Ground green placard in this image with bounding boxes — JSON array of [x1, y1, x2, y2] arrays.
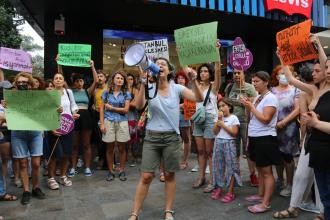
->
[[174, 21, 219, 65], [58, 43, 91, 67], [4, 90, 61, 131]]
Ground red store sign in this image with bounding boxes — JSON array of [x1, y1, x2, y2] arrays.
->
[[264, 0, 312, 18]]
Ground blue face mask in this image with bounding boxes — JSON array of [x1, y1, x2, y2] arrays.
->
[[279, 74, 288, 85]]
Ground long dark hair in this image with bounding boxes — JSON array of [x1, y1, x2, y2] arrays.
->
[[108, 71, 128, 94]]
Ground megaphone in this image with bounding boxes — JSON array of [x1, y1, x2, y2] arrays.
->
[[124, 43, 160, 77]]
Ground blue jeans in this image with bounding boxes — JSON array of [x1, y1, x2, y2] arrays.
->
[[315, 168, 330, 220], [0, 159, 5, 196]]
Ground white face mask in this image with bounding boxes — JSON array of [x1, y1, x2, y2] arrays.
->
[[279, 74, 289, 85]]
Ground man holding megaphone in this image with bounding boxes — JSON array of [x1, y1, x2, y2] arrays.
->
[[126, 54, 203, 220]]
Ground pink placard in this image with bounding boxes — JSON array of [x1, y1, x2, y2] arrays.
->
[[56, 114, 74, 135], [229, 37, 253, 71], [0, 47, 33, 73]]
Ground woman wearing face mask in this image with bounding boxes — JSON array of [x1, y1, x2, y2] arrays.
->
[[270, 65, 300, 198]]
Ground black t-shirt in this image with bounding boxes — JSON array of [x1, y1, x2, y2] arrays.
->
[[309, 91, 330, 170]]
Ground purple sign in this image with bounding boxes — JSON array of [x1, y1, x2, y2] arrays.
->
[[0, 47, 33, 73], [56, 114, 74, 135], [229, 37, 253, 71]]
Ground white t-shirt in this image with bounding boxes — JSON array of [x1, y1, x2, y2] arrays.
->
[[248, 92, 278, 137], [146, 81, 185, 134], [214, 114, 240, 139]]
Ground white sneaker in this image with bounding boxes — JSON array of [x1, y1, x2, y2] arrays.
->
[[84, 168, 92, 177], [298, 202, 320, 214], [280, 185, 292, 197], [191, 164, 199, 172], [77, 158, 84, 168], [67, 168, 76, 177], [205, 165, 210, 174]]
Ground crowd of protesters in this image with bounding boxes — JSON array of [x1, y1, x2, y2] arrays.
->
[[0, 36, 329, 220]]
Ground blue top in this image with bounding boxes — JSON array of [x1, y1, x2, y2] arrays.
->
[[146, 81, 185, 134], [72, 89, 89, 107], [102, 90, 132, 122]]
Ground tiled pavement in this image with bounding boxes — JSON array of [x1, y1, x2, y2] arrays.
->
[[0, 156, 316, 220]]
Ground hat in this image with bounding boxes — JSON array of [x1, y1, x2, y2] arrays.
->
[[0, 81, 13, 89]]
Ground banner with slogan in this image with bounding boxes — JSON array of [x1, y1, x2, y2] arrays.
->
[[276, 19, 318, 65], [183, 99, 196, 120], [57, 44, 91, 67], [4, 90, 61, 131], [140, 39, 169, 61], [174, 21, 219, 65], [0, 47, 33, 73]]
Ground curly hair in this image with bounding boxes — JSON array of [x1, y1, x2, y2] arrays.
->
[[174, 70, 189, 86], [197, 63, 215, 82], [108, 71, 128, 94]]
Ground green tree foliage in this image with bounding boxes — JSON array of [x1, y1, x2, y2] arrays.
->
[[0, 0, 22, 48]]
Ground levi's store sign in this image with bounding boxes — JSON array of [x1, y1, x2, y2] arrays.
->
[[264, 0, 312, 18]]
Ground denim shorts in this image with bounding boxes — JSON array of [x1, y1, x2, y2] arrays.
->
[[192, 114, 216, 139], [11, 131, 43, 158]]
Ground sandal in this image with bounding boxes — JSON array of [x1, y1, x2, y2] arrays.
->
[[60, 176, 72, 187], [203, 184, 214, 193], [47, 177, 59, 190], [180, 161, 188, 170], [160, 173, 165, 182], [221, 193, 235, 203], [314, 214, 325, 220], [248, 204, 271, 214], [0, 193, 18, 201], [273, 208, 298, 219], [164, 210, 175, 220], [245, 194, 263, 203], [128, 213, 138, 220], [192, 178, 205, 188]]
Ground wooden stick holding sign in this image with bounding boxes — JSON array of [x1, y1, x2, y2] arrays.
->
[[229, 37, 253, 97], [45, 114, 75, 165], [276, 19, 318, 65]]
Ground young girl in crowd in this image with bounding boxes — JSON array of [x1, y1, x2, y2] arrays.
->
[[100, 71, 131, 181], [211, 98, 241, 203]]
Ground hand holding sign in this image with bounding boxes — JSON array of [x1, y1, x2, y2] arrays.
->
[[276, 19, 318, 65], [56, 114, 75, 135], [229, 37, 253, 71]]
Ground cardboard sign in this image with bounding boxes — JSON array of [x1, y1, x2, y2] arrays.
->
[[276, 19, 318, 65], [140, 39, 169, 61], [264, 0, 312, 18], [57, 44, 91, 67], [183, 99, 196, 120], [56, 114, 74, 135], [174, 21, 219, 65], [229, 37, 253, 71], [0, 47, 33, 73], [4, 90, 60, 130]]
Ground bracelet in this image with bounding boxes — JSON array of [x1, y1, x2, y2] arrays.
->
[[140, 77, 147, 84]]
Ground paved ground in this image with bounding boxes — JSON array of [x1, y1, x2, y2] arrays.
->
[[0, 155, 316, 220]]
